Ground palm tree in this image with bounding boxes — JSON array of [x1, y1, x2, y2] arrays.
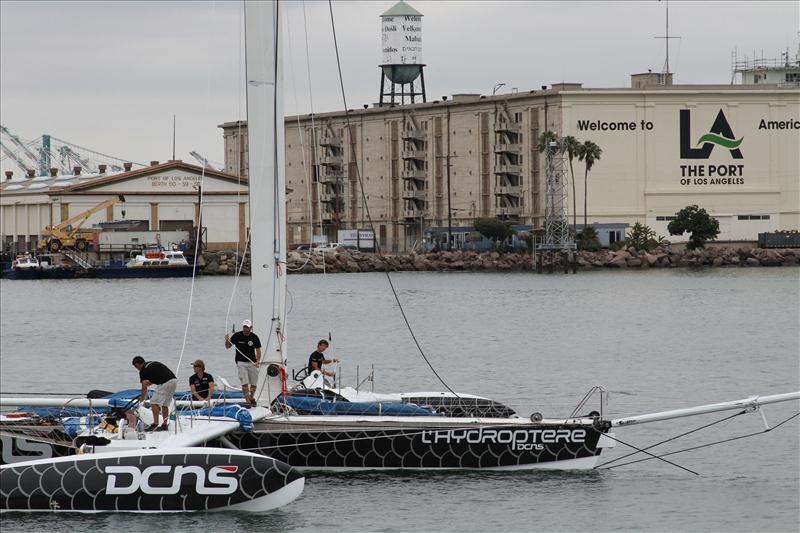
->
[[536, 130, 558, 154], [562, 136, 580, 234], [577, 140, 602, 230]]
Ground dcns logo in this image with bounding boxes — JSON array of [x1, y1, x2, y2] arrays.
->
[[105, 464, 239, 495]]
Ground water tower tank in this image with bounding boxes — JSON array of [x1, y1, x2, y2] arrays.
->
[[380, 1, 423, 84]]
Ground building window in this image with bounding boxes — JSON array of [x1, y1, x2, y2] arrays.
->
[[785, 73, 800, 83], [656, 216, 677, 221]]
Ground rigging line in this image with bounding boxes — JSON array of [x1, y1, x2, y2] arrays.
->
[[175, 168, 206, 377], [603, 410, 800, 470], [595, 410, 746, 469], [0, 391, 100, 396], [301, 0, 325, 276], [327, 0, 458, 397], [589, 428, 700, 476], [273, 0, 285, 344], [285, 6, 313, 273], [226, 0, 245, 330]]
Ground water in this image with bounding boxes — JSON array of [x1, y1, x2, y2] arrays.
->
[[1, 268, 799, 532]]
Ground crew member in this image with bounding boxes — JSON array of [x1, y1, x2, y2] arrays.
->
[[189, 359, 215, 402], [225, 319, 261, 406], [307, 339, 340, 378], [132, 356, 177, 432]]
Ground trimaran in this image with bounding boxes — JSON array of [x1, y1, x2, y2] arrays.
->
[[2, 0, 799, 513]]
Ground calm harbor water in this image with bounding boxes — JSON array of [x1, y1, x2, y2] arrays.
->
[[1, 268, 798, 532]]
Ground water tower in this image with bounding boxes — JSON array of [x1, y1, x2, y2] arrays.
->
[[379, 1, 426, 106]]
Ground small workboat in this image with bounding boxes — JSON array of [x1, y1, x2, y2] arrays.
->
[[93, 248, 196, 279]]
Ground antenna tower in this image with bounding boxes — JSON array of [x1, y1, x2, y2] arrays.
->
[[535, 138, 575, 273], [655, 0, 680, 83]]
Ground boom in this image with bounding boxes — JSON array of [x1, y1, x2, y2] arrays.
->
[[38, 195, 125, 252], [0, 139, 35, 175]]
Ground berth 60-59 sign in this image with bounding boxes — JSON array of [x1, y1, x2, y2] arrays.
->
[[147, 174, 202, 188]]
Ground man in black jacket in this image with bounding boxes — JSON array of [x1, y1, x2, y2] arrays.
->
[[132, 355, 177, 431], [189, 359, 215, 402]]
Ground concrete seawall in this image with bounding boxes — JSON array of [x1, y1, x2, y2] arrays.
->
[[198, 246, 800, 275]]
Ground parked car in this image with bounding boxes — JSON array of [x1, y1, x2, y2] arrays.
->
[[314, 242, 342, 251]]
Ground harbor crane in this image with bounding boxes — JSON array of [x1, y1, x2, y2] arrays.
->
[[59, 145, 98, 174], [38, 195, 126, 252], [0, 139, 35, 175], [0, 125, 41, 173]]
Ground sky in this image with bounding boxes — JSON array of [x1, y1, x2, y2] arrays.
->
[[1, 0, 798, 171]]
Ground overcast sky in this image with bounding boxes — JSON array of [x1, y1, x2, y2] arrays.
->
[[1, 0, 797, 171]]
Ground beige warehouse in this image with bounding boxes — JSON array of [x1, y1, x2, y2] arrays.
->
[[0, 161, 249, 252], [221, 77, 799, 252]]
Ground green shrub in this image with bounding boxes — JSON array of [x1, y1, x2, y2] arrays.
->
[[668, 205, 720, 250], [577, 226, 601, 251]]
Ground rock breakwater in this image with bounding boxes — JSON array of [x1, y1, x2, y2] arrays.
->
[[198, 246, 800, 275]]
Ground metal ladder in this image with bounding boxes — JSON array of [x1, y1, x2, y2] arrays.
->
[[62, 250, 93, 269]]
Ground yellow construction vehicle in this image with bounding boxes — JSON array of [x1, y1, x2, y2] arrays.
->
[[38, 195, 125, 252]]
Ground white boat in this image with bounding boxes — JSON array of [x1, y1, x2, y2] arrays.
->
[[126, 248, 190, 268], [0, 1, 305, 513], [10, 254, 40, 269]]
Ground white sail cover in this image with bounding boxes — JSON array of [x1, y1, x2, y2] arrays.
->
[[245, 0, 287, 403]]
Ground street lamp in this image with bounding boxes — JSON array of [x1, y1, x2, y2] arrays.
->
[[492, 83, 506, 97]]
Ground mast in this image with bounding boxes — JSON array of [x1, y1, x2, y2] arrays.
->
[[245, 0, 288, 402]]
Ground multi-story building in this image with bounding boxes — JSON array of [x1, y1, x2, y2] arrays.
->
[[220, 76, 800, 252]]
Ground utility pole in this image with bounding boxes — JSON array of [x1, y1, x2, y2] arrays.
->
[[436, 151, 459, 250], [172, 115, 176, 161], [446, 151, 452, 250]]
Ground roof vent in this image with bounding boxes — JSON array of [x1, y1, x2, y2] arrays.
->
[[4, 171, 12, 181], [50, 168, 58, 177], [73, 166, 81, 176], [150, 160, 159, 166], [26, 169, 36, 178], [123, 162, 133, 172], [98, 164, 107, 174]]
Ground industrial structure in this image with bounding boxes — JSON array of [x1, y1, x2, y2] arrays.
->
[[378, 1, 426, 107], [0, 126, 143, 178], [0, 160, 249, 253], [220, 74, 799, 252], [732, 45, 800, 85]]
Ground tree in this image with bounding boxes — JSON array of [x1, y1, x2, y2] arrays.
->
[[576, 140, 602, 230], [667, 205, 720, 250], [536, 130, 558, 154], [562, 136, 580, 233], [625, 222, 656, 251], [473, 217, 515, 247], [576, 226, 601, 252]]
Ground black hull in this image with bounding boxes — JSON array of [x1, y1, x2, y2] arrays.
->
[[0, 448, 303, 512], [0, 434, 74, 465], [1, 268, 79, 280], [222, 422, 607, 470], [93, 266, 196, 279]]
